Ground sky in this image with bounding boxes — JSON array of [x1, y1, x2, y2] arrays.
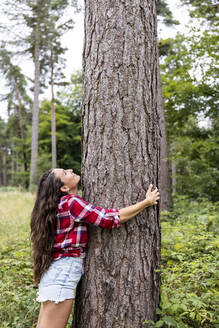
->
[[0, 0, 191, 121]]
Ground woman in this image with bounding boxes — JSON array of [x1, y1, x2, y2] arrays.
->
[[31, 168, 159, 328]]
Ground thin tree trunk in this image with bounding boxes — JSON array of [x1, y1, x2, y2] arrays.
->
[[157, 63, 172, 211], [15, 83, 28, 177], [0, 162, 2, 186], [171, 162, 176, 194], [50, 49, 56, 168], [2, 153, 7, 186], [29, 0, 41, 190], [11, 146, 14, 184], [171, 143, 176, 194], [16, 152, 19, 173], [172, 161, 176, 194], [73, 1, 160, 327]]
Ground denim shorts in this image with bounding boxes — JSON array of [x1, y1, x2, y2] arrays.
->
[[37, 257, 84, 304]]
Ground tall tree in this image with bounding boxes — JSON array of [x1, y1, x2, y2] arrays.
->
[[37, 91, 82, 177], [44, 1, 75, 168], [26, 0, 46, 189], [156, 0, 179, 210], [157, 65, 172, 210], [27, 0, 76, 186], [73, 1, 160, 327], [160, 18, 219, 201], [0, 118, 7, 187], [50, 48, 57, 168], [0, 0, 77, 188], [0, 44, 31, 186]]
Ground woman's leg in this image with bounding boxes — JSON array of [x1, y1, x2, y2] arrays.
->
[[36, 303, 43, 327], [36, 299, 73, 328]]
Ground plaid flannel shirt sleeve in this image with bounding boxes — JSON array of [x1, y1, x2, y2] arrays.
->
[[68, 195, 121, 229]]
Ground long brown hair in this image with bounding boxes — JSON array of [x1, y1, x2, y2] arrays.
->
[[30, 169, 66, 285]]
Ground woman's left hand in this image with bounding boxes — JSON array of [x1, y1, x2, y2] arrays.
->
[[145, 184, 159, 206]]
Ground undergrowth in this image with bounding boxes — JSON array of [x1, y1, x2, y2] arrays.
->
[[157, 196, 219, 328], [0, 190, 218, 327]]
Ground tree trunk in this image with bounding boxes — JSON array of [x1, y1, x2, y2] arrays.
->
[[50, 49, 56, 168], [171, 163, 176, 194], [29, 0, 41, 190], [15, 83, 28, 178], [2, 152, 7, 186], [16, 152, 19, 173], [157, 63, 172, 211], [73, 1, 160, 327], [171, 160, 176, 194], [171, 143, 176, 194], [11, 146, 14, 185], [0, 161, 2, 187]]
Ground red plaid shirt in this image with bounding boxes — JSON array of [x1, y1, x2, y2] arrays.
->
[[52, 194, 121, 260]]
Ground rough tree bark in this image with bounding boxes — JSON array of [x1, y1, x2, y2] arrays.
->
[[157, 64, 172, 211], [73, 1, 160, 327], [29, 0, 41, 190]]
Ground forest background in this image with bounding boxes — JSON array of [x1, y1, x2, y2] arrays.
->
[[0, 0, 218, 327]]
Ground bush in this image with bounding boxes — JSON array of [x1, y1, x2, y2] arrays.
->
[[0, 240, 39, 327], [158, 195, 219, 328]]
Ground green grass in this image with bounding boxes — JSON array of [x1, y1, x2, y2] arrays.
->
[[0, 190, 218, 327], [0, 189, 33, 246], [0, 190, 38, 327], [0, 190, 75, 328]]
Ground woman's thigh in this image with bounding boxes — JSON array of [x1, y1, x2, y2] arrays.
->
[[37, 299, 73, 328]]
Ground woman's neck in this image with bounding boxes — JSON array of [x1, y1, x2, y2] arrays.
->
[[69, 187, 78, 195]]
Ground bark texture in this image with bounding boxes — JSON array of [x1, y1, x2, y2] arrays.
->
[[73, 1, 160, 327], [29, 1, 40, 189], [157, 64, 172, 211]]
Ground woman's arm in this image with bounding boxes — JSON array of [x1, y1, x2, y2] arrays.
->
[[119, 184, 159, 223]]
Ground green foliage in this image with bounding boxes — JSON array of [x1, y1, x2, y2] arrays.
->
[[36, 71, 82, 179], [0, 45, 31, 188], [0, 70, 82, 188], [0, 0, 79, 189], [170, 119, 219, 202], [156, 0, 180, 26], [0, 240, 39, 327], [158, 195, 219, 328], [160, 20, 219, 201], [180, 0, 218, 24]]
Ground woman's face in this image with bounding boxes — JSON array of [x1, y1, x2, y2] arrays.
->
[[53, 168, 80, 193]]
